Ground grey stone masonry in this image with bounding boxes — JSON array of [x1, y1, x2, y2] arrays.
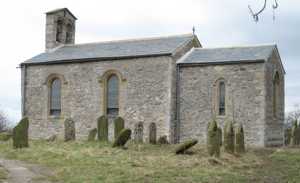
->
[[24, 56, 175, 142], [45, 8, 76, 51], [178, 48, 285, 147]]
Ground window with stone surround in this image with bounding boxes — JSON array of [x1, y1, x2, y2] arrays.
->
[[107, 74, 119, 116], [56, 19, 63, 42], [50, 78, 61, 116], [218, 81, 226, 116], [66, 23, 73, 44], [273, 72, 280, 117]]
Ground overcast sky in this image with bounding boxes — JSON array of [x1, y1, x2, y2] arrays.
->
[[0, 0, 299, 122]]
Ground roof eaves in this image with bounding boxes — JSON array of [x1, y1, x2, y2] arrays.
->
[[21, 52, 172, 66], [177, 59, 265, 67]]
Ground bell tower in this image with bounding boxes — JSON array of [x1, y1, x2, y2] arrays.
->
[[45, 8, 77, 51]]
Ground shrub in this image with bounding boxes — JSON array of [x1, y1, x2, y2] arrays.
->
[[13, 117, 29, 148], [224, 120, 235, 154], [114, 117, 124, 139], [158, 136, 169, 145], [0, 132, 12, 141], [235, 123, 245, 154], [97, 116, 108, 141], [175, 139, 198, 154], [112, 128, 132, 148], [290, 120, 298, 146], [88, 128, 97, 141], [64, 118, 76, 142], [207, 120, 220, 158]]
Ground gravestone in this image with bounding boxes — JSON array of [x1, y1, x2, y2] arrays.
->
[[64, 118, 75, 141], [13, 117, 29, 148], [114, 117, 125, 139], [97, 116, 108, 141], [149, 123, 157, 144], [88, 128, 97, 141], [134, 122, 144, 143]]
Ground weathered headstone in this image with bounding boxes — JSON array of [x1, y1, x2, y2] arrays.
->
[[224, 120, 235, 154], [134, 122, 144, 143], [149, 123, 157, 144], [175, 139, 198, 154], [158, 136, 169, 144], [97, 116, 108, 141], [114, 117, 125, 139], [207, 120, 220, 157], [284, 128, 291, 146], [112, 128, 132, 148], [64, 118, 75, 141], [46, 134, 57, 142], [13, 117, 29, 148], [290, 120, 299, 146], [88, 128, 97, 141], [235, 123, 245, 154]]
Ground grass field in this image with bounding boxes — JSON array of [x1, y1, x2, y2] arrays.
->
[[0, 140, 299, 183]]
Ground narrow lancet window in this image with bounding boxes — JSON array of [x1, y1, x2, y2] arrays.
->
[[107, 75, 119, 116], [56, 20, 63, 42], [273, 72, 280, 117], [66, 23, 73, 44], [50, 78, 61, 116], [218, 81, 225, 115]]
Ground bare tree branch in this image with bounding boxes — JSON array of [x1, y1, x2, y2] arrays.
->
[[248, 0, 279, 22], [248, 0, 267, 22]]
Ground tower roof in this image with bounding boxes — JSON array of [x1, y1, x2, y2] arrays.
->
[[46, 8, 77, 20]]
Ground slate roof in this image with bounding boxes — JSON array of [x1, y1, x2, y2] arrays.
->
[[22, 34, 196, 65], [177, 45, 276, 65]]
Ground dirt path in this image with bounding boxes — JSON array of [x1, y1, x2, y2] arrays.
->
[[0, 158, 54, 183]]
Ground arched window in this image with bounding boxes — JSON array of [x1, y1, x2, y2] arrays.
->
[[107, 74, 119, 116], [218, 81, 226, 116], [66, 23, 73, 44], [273, 72, 280, 117], [50, 78, 61, 116], [56, 20, 63, 42]]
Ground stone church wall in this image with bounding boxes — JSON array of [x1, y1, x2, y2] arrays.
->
[[24, 56, 174, 142], [179, 62, 267, 147], [264, 52, 285, 146]]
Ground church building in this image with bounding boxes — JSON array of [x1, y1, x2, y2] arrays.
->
[[20, 8, 285, 147]]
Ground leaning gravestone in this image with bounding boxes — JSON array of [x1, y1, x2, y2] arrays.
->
[[175, 139, 198, 154], [88, 128, 97, 141], [112, 128, 132, 148], [97, 116, 108, 141], [134, 122, 144, 143], [64, 118, 76, 142], [114, 117, 125, 139], [149, 123, 157, 144], [13, 117, 29, 148]]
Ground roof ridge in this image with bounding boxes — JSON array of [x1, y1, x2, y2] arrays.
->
[[65, 33, 194, 47], [193, 43, 276, 50]]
